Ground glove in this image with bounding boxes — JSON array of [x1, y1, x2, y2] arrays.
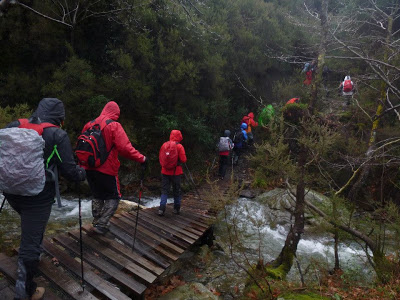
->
[[141, 157, 148, 172], [77, 167, 86, 181]]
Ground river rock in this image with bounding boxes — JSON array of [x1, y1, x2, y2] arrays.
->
[[158, 282, 220, 300], [239, 189, 256, 198]]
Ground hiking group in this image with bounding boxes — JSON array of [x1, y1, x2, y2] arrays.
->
[[302, 59, 356, 104], [216, 112, 259, 180], [0, 99, 188, 300]]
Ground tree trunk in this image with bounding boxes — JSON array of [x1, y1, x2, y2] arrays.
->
[[347, 16, 393, 202]]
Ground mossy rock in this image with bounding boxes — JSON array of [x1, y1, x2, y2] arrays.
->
[[279, 291, 330, 300]]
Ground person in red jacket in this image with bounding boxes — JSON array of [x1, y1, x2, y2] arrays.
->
[[241, 112, 258, 145], [286, 97, 300, 105], [159, 130, 187, 216], [80, 101, 146, 234]]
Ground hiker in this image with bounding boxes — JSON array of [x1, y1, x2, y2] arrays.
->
[[302, 59, 317, 86], [159, 130, 187, 216], [218, 130, 234, 180], [2, 98, 86, 300], [338, 76, 355, 105], [232, 123, 248, 165], [339, 75, 354, 95], [258, 104, 275, 127], [241, 112, 258, 146], [286, 97, 300, 105], [79, 101, 147, 234]]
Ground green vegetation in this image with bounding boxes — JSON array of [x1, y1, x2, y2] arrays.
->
[[2, 0, 400, 299]]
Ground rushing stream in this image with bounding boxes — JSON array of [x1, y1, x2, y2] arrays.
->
[[0, 190, 375, 289], [220, 196, 374, 284]]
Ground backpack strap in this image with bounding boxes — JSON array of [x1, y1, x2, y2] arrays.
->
[[18, 119, 58, 135]]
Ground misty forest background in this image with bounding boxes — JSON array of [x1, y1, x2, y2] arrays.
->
[[2, 0, 400, 298]]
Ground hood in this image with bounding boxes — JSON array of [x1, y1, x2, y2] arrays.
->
[[170, 130, 183, 142], [31, 98, 65, 126], [241, 123, 248, 130], [224, 130, 231, 137], [99, 101, 120, 121], [344, 76, 351, 81], [248, 112, 254, 119]]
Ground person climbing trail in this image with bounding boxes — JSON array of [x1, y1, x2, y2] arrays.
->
[[217, 130, 234, 180], [1, 98, 86, 300], [78, 101, 147, 235], [241, 112, 258, 146], [232, 123, 248, 165], [159, 130, 187, 216], [338, 75, 355, 105]]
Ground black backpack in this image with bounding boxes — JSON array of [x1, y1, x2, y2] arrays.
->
[[233, 129, 244, 144], [75, 119, 113, 168]]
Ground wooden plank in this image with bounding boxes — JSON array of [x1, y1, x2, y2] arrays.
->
[[141, 209, 204, 236], [155, 211, 205, 236], [42, 240, 131, 300], [115, 214, 185, 254], [68, 231, 157, 284], [110, 219, 180, 261], [122, 213, 196, 248], [108, 224, 170, 269], [163, 210, 209, 230], [54, 234, 148, 293], [133, 211, 199, 240], [81, 225, 165, 276], [0, 253, 63, 300], [170, 210, 210, 228], [38, 255, 99, 300], [119, 213, 191, 250]]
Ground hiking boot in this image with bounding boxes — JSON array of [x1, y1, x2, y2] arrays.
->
[[158, 210, 165, 216], [93, 225, 108, 235], [31, 287, 45, 300], [173, 209, 180, 215]]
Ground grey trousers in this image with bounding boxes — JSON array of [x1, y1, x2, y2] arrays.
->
[[92, 198, 120, 227]]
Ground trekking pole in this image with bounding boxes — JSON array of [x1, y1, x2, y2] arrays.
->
[[132, 166, 145, 252], [184, 163, 202, 200], [0, 196, 6, 215], [77, 182, 85, 292]]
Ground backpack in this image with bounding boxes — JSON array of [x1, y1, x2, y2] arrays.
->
[[0, 119, 57, 196], [233, 129, 244, 144], [159, 141, 179, 170], [75, 119, 113, 168], [343, 80, 353, 92], [218, 137, 232, 152], [302, 62, 310, 73]]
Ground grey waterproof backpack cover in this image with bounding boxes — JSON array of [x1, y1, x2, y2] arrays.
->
[[0, 127, 46, 196], [218, 137, 231, 152]]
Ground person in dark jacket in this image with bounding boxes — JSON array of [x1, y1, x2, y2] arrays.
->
[[4, 98, 86, 300], [159, 130, 187, 215], [232, 123, 248, 165], [80, 101, 147, 234], [218, 130, 234, 180]]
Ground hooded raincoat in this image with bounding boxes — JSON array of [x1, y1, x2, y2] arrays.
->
[[161, 130, 187, 176], [81, 101, 146, 176], [242, 112, 258, 133]]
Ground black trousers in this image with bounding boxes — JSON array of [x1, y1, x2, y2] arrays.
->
[[218, 155, 229, 178], [6, 190, 53, 299]]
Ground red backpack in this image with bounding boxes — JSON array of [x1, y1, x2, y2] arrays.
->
[[343, 80, 353, 92], [75, 119, 113, 168], [159, 141, 179, 170]]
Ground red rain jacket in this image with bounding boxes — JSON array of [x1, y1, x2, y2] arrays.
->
[[81, 101, 145, 176], [286, 98, 300, 105], [242, 112, 258, 133], [161, 130, 187, 176]]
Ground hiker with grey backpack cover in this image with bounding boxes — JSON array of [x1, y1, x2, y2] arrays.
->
[[0, 98, 86, 300]]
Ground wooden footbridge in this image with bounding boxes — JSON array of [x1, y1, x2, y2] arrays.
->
[[0, 186, 221, 300]]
